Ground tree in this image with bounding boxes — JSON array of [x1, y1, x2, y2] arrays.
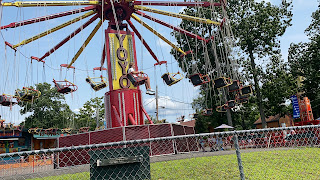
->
[[261, 55, 296, 117], [19, 83, 74, 129], [288, 7, 320, 118], [233, 99, 260, 130], [74, 97, 105, 131], [172, 0, 293, 129], [228, 0, 293, 128]]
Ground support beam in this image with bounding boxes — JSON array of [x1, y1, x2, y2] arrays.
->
[[134, 1, 222, 7], [128, 114, 137, 125], [126, 20, 159, 63], [112, 105, 124, 127], [134, 6, 221, 26], [135, 11, 207, 42], [1, 1, 100, 7], [131, 14, 186, 55], [34, 13, 99, 62], [12, 11, 95, 48], [0, 6, 96, 30], [141, 106, 153, 124], [68, 19, 103, 68]]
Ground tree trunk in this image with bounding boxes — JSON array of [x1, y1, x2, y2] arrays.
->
[[249, 50, 267, 128], [226, 109, 233, 126]]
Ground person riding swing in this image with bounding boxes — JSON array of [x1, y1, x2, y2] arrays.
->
[[127, 62, 155, 95]]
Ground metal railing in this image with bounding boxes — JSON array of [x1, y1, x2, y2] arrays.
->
[[1, 125, 320, 179]]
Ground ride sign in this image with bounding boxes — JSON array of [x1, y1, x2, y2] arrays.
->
[[290, 95, 300, 119]]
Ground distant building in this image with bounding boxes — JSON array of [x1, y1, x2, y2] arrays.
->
[[254, 114, 294, 129], [179, 119, 196, 127], [0, 129, 32, 154]]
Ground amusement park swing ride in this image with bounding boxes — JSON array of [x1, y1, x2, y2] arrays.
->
[[0, 0, 255, 135]]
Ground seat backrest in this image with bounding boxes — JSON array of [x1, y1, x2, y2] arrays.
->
[[0, 95, 4, 103], [55, 83, 63, 90], [93, 83, 107, 91], [227, 100, 235, 108], [193, 114, 199, 119], [162, 73, 174, 85], [190, 74, 202, 86], [238, 98, 248, 104], [85, 78, 91, 83], [127, 73, 137, 85], [18, 91, 25, 97], [214, 78, 227, 88], [228, 81, 240, 91], [241, 86, 252, 95]]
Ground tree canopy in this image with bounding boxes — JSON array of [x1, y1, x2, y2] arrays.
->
[[19, 82, 74, 129], [261, 55, 296, 117], [288, 7, 320, 118], [74, 96, 105, 131], [172, 0, 293, 132]]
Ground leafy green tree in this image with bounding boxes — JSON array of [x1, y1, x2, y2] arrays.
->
[[233, 99, 260, 130], [74, 97, 105, 131], [173, 0, 293, 128], [261, 55, 296, 117], [19, 83, 74, 129], [228, 0, 293, 128], [288, 7, 320, 118]]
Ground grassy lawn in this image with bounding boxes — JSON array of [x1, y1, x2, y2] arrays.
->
[[30, 148, 320, 180]]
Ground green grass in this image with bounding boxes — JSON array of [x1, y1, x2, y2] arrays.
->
[[30, 148, 320, 180]]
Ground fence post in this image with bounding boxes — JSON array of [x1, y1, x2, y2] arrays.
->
[[233, 133, 245, 180]]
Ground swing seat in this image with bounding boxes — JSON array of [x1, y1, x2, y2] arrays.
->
[[228, 80, 241, 92], [236, 94, 249, 104], [4, 123, 13, 129], [86, 76, 108, 91], [225, 100, 236, 109], [240, 85, 253, 95], [189, 73, 210, 86], [0, 120, 4, 130], [193, 114, 199, 119], [15, 87, 41, 102], [127, 73, 147, 87], [213, 77, 232, 89], [35, 128, 43, 134], [13, 125, 23, 131], [28, 128, 36, 134], [203, 109, 213, 116], [44, 128, 58, 136], [161, 73, 183, 86], [0, 95, 17, 106], [28, 128, 42, 135], [216, 105, 227, 112], [53, 79, 78, 94], [61, 128, 73, 134], [237, 98, 248, 104], [79, 127, 90, 133]]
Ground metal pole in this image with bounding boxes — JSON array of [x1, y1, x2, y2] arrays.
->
[[233, 134, 245, 180], [96, 106, 99, 129], [156, 85, 159, 122]]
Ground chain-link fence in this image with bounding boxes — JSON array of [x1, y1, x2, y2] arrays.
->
[[1, 125, 320, 179]]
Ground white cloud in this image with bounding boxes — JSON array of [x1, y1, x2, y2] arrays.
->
[[143, 96, 192, 118]]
